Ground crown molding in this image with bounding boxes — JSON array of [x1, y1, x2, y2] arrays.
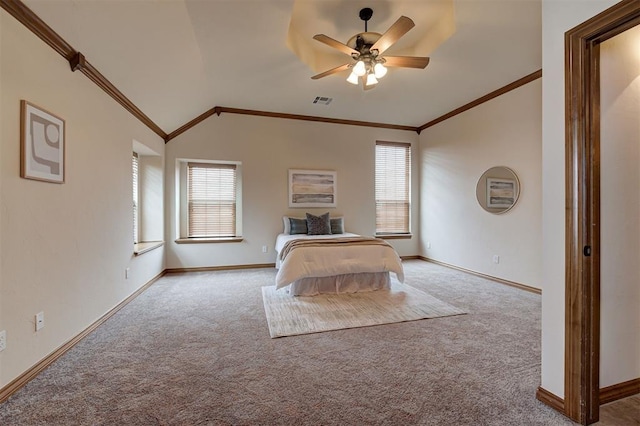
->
[[69, 53, 167, 139], [0, 0, 74, 60], [164, 107, 221, 142], [3, 0, 543, 145], [1, 0, 167, 140], [417, 69, 542, 133], [165, 106, 418, 143]]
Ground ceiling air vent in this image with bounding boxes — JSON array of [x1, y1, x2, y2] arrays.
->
[[312, 96, 333, 106]]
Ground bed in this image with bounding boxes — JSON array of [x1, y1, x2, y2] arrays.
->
[[274, 214, 405, 296]]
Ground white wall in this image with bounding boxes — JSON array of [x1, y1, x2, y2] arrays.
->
[[165, 114, 420, 269], [540, 0, 618, 398], [419, 80, 542, 288], [0, 12, 165, 387], [599, 26, 640, 388]]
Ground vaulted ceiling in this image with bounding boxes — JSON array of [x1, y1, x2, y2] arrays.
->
[[22, 0, 542, 136]]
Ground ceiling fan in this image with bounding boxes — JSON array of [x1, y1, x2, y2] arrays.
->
[[311, 7, 430, 89]]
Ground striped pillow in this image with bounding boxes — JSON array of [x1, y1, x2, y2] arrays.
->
[[289, 217, 308, 235], [330, 217, 344, 234]]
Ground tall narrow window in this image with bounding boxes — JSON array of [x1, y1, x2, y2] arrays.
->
[[375, 142, 411, 234], [187, 163, 237, 238], [132, 152, 139, 244]]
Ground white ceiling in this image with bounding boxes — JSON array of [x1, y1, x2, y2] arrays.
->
[[23, 0, 542, 135]]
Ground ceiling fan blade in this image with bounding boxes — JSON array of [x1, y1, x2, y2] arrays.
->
[[311, 64, 351, 80], [383, 56, 430, 69], [371, 16, 415, 55], [313, 34, 359, 56]]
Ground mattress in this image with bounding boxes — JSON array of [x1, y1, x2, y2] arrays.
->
[[274, 233, 404, 292]]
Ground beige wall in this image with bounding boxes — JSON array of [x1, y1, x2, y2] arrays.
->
[[165, 114, 420, 269], [599, 26, 640, 388], [540, 0, 618, 398], [9, 0, 633, 402], [419, 80, 542, 288], [0, 12, 165, 387]]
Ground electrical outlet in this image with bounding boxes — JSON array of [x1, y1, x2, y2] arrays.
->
[[0, 330, 6, 352], [262, 245, 268, 253], [426, 242, 431, 249], [125, 267, 131, 279], [493, 255, 500, 264], [35, 312, 45, 331]]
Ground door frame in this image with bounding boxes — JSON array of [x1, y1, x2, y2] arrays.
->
[[564, 0, 640, 424]]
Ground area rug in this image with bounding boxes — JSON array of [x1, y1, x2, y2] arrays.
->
[[262, 280, 466, 338]]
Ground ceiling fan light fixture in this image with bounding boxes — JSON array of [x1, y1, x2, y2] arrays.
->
[[374, 62, 387, 79], [353, 60, 367, 77], [346, 72, 359, 85], [365, 73, 378, 86], [311, 8, 428, 90]]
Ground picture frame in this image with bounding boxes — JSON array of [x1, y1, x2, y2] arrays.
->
[[289, 169, 337, 208], [20, 100, 65, 183], [486, 177, 516, 208]]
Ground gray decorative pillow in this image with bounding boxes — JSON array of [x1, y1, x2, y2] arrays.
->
[[289, 217, 308, 235], [330, 217, 344, 234], [306, 212, 331, 235]]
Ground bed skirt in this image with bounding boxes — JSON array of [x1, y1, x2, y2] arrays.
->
[[286, 271, 391, 296]]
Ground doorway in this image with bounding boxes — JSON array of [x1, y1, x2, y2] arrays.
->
[[564, 1, 640, 424]]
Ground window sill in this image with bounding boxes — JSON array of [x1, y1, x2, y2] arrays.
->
[[175, 237, 244, 244], [134, 241, 164, 256], [376, 234, 413, 240]]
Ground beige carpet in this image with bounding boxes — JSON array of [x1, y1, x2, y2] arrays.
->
[[262, 280, 466, 338], [0, 261, 577, 425]]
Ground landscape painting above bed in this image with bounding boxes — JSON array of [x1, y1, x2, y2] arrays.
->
[[288, 169, 336, 208]]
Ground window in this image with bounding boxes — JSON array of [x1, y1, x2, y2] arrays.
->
[[132, 152, 139, 244], [375, 141, 411, 235], [132, 142, 164, 255], [187, 162, 238, 238]]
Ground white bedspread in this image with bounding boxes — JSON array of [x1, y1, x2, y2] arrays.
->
[[274, 233, 404, 289]]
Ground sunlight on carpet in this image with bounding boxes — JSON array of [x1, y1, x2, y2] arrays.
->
[[262, 281, 466, 338]]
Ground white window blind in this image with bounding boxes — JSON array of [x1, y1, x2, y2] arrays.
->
[[187, 162, 237, 238], [375, 142, 411, 234], [132, 153, 139, 244]]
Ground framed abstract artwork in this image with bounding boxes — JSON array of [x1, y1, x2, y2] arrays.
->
[[20, 100, 65, 183], [486, 177, 516, 208], [288, 169, 337, 208]]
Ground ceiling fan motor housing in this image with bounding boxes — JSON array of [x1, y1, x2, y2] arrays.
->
[[347, 32, 382, 56]]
